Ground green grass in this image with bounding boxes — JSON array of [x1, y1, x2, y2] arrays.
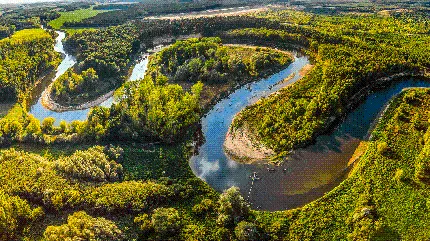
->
[[48, 7, 108, 29]]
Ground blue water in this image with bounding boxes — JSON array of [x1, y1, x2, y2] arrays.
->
[[28, 31, 149, 125], [190, 63, 430, 211]]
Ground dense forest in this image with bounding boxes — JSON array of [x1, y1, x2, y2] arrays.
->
[[51, 68, 101, 105], [231, 9, 430, 157], [48, 24, 140, 105], [1, 1, 430, 240], [0, 29, 60, 101]]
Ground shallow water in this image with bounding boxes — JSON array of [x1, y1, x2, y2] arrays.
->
[[190, 56, 430, 211]]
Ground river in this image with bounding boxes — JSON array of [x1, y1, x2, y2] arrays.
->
[[28, 30, 149, 124], [190, 54, 430, 211]]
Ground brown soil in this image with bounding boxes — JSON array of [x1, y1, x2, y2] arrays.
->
[[224, 120, 275, 163], [223, 63, 313, 164]]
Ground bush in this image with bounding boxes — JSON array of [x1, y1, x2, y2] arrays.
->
[[0, 190, 43, 240], [217, 187, 250, 227], [234, 221, 259, 241], [41, 117, 56, 134], [54, 146, 123, 182], [151, 207, 182, 237], [377, 141, 389, 155], [44, 211, 123, 241], [192, 198, 216, 216], [134, 213, 153, 233]]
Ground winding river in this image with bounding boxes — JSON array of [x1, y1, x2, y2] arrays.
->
[[28, 31, 149, 124], [26, 30, 429, 211], [190, 54, 430, 211]]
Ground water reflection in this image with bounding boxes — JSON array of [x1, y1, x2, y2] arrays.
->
[[190, 54, 430, 211], [28, 31, 150, 125]]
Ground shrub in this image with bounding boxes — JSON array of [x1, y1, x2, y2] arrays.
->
[[151, 207, 182, 236], [192, 198, 216, 216], [217, 187, 250, 227], [41, 117, 56, 134], [234, 221, 259, 241], [54, 146, 123, 182], [44, 211, 123, 241], [377, 141, 389, 155], [134, 213, 153, 233], [0, 190, 43, 240]]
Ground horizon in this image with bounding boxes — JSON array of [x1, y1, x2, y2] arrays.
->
[[0, 0, 68, 6]]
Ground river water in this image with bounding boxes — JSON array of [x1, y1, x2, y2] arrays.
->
[[25, 30, 429, 211], [28, 31, 149, 124], [190, 54, 430, 211]]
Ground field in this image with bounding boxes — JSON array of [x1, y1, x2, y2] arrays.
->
[[48, 6, 108, 29]]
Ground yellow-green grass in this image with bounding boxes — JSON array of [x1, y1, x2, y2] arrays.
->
[[0, 28, 50, 43], [48, 7, 108, 29]]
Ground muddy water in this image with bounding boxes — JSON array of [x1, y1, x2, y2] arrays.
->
[[28, 31, 149, 124], [190, 58, 430, 210]]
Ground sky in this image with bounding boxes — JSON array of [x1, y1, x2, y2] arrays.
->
[[0, 0, 64, 5]]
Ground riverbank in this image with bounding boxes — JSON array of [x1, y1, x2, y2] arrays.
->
[[223, 63, 313, 164], [224, 117, 275, 163], [226, 70, 428, 164], [41, 84, 115, 112]]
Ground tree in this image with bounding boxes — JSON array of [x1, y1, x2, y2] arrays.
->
[[151, 208, 182, 237], [234, 221, 259, 241], [44, 211, 123, 241], [217, 187, 250, 227], [41, 117, 56, 134]]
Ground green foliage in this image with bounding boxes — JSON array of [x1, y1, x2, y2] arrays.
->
[[65, 24, 139, 78], [192, 198, 216, 216], [0, 189, 43, 240], [217, 187, 250, 228], [151, 207, 182, 237], [415, 129, 430, 184], [0, 29, 60, 101], [54, 146, 123, 182], [231, 10, 430, 155], [51, 67, 101, 105], [41, 117, 56, 134], [148, 37, 292, 85], [234, 221, 259, 241], [44, 211, 123, 241], [0, 148, 176, 212]]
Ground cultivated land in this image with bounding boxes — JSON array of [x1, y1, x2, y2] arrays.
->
[[48, 6, 107, 29]]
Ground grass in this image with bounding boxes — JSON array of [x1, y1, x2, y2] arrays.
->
[[48, 6, 108, 29]]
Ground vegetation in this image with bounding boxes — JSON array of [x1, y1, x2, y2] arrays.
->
[[0, 29, 60, 101], [51, 68, 101, 105], [231, 9, 430, 157], [1, 2, 430, 240], [44, 211, 123, 241], [48, 6, 108, 29]]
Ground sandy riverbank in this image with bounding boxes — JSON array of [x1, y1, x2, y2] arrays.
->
[[224, 64, 313, 163], [41, 82, 114, 112]]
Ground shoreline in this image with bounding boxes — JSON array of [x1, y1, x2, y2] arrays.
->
[[41, 82, 115, 112], [223, 63, 313, 164], [224, 69, 428, 164]]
